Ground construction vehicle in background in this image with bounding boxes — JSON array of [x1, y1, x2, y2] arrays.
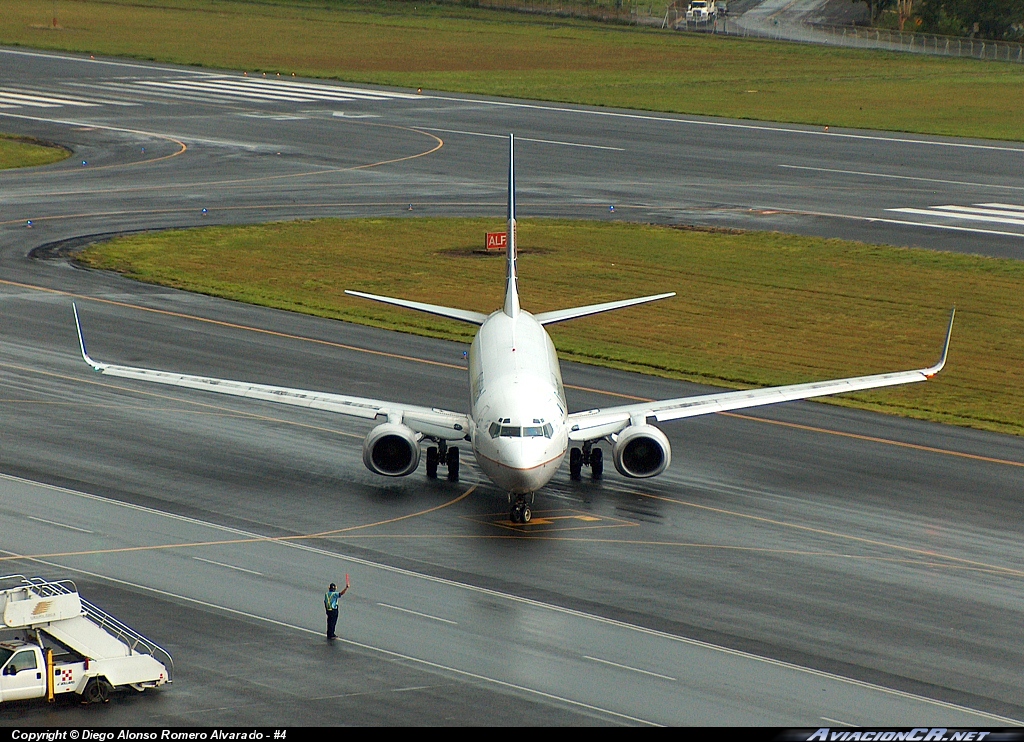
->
[[685, 0, 719, 22], [0, 576, 171, 704]]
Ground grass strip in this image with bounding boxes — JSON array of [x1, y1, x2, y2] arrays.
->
[[2, 0, 1023, 140], [76, 218, 1024, 435], [0, 133, 70, 170]]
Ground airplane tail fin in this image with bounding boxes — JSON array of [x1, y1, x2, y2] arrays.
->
[[503, 134, 520, 319]]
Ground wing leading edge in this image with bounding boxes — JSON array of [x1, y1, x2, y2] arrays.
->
[[567, 309, 955, 441], [73, 304, 469, 440]]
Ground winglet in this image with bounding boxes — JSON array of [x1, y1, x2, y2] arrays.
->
[[72, 303, 104, 371], [923, 308, 955, 378], [503, 133, 520, 319]]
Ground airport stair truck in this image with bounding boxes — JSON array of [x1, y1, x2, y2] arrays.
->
[[0, 576, 172, 704]]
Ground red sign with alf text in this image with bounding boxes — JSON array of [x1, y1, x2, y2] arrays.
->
[[486, 232, 507, 251]]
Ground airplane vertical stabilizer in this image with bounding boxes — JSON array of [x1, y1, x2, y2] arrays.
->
[[504, 134, 520, 319]]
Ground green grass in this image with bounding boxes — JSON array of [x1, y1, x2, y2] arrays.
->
[[0, 133, 70, 169], [3, 0, 1024, 139], [77, 218, 1024, 435]]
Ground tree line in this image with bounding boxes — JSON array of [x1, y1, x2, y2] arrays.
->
[[856, 0, 1024, 39]]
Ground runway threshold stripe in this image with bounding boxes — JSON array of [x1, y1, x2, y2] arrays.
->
[[0, 89, 97, 107], [139, 80, 319, 103], [888, 207, 1024, 227]]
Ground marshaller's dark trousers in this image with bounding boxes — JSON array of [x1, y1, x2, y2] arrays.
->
[[326, 608, 339, 638]]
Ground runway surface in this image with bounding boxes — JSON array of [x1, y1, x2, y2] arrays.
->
[[1, 48, 1023, 726]]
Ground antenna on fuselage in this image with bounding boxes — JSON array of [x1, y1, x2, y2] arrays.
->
[[503, 134, 520, 319]]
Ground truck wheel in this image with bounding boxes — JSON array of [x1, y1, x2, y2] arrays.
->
[[83, 678, 102, 704], [83, 677, 111, 704]]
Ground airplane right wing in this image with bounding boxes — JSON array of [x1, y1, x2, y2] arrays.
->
[[73, 305, 469, 441], [567, 309, 955, 441]]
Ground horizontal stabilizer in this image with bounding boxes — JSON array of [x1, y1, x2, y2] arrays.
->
[[345, 290, 489, 325], [533, 292, 676, 325]]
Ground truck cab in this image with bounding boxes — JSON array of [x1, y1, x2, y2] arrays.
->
[[0, 641, 44, 702], [686, 0, 718, 21]]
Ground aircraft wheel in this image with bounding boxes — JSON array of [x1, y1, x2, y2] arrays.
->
[[521, 505, 532, 523], [426, 447, 439, 479], [510, 503, 522, 523], [590, 447, 603, 479], [569, 447, 582, 480], [446, 446, 460, 481]]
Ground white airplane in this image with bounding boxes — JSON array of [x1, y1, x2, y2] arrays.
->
[[73, 134, 954, 523]]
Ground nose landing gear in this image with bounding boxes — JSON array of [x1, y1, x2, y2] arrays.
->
[[509, 493, 535, 523], [426, 440, 460, 481]]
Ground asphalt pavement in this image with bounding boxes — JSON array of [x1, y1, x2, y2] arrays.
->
[[1, 47, 1023, 726]]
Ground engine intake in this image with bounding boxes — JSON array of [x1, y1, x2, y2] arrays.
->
[[612, 424, 671, 478], [362, 423, 421, 477]]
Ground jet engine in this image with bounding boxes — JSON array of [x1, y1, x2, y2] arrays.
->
[[612, 424, 671, 478], [362, 423, 421, 477]]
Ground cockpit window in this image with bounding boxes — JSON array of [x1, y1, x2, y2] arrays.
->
[[489, 422, 554, 438]]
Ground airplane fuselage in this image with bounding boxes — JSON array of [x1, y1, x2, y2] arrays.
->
[[469, 310, 569, 494]]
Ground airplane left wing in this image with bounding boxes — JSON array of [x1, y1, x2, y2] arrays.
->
[[567, 310, 955, 441], [73, 305, 469, 440]]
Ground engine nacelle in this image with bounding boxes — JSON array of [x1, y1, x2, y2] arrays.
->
[[612, 424, 671, 478], [362, 423, 421, 477]]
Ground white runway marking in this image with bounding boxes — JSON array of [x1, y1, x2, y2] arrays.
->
[[422, 95, 1024, 153], [192, 556, 264, 576], [779, 164, 1024, 192], [139, 79, 320, 103], [888, 203, 1024, 228], [81, 81, 236, 105], [136, 77, 420, 105], [0, 89, 96, 107], [377, 602, 458, 625], [26, 515, 94, 534], [421, 127, 624, 151], [584, 655, 678, 682]]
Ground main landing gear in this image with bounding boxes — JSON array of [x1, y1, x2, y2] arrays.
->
[[509, 493, 535, 523], [425, 440, 460, 482], [569, 441, 603, 481]]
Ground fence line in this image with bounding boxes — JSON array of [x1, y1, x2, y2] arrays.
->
[[674, 17, 1024, 62], [459, 1, 1024, 63]]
